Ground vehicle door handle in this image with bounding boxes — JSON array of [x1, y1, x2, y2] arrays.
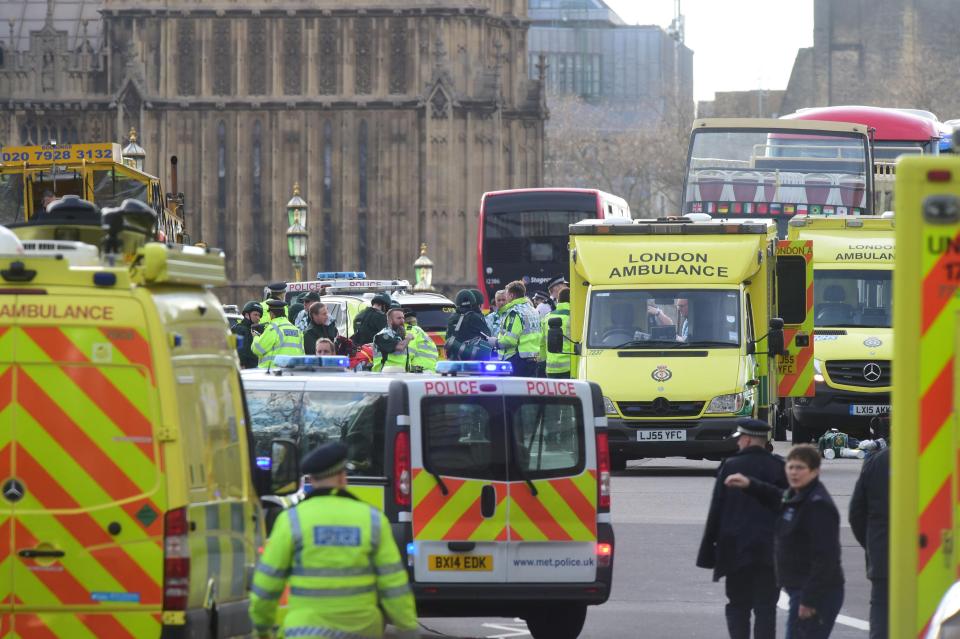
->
[[480, 484, 496, 519], [19, 549, 65, 558], [448, 541, 475, 552]]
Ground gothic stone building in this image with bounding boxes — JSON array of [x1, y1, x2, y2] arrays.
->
[[0, 0, 547, 295]]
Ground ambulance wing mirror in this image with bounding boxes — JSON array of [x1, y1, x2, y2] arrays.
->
[[547, 316, 580, 355], [270, 438, 301, 495], [767, 318, 786, 357]]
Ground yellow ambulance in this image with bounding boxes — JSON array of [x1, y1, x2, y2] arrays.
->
[[247, 357, 614, 639], [785, 215, 894, 443], [0, 197, 267, 638], [549, 217, 814, 467], [890, 156, 960, 638]]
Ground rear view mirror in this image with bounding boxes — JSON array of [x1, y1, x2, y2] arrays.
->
[[270, 438, 300, 495], [768, 318, 786, 357], [746, 340, 756, 355], [547, 317, 564, 354]]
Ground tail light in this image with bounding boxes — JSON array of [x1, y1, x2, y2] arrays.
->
[[163, 507, 190, 611], [394, 431, 411, 507], [596, 431, 611, 511], [596, 542, 613, 568]]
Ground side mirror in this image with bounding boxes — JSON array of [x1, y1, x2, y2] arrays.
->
[[767, 318, 786, 357], [270, 438, 301, 495], [746, 340, 756, 355], [547, 317, 564, 354]]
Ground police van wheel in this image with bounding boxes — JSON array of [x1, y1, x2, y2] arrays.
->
[[525, 604, 587, 639]]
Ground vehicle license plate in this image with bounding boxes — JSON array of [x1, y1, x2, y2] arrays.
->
[[428, 555, 493, 571], [849, 405, 890, 416], [637, 429, 687, 442]]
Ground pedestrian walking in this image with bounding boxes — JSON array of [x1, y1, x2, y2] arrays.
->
[[252, 299, 305, 368], [726, 445, 845, 639], [697, 419, 786, 639], [249, 442, 419, 639], [232, 301, 263, 369], [303, 302, 338, 354], [849, 417, 890, 639]]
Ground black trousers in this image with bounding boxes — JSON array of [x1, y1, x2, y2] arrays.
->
[[507, 355, 537, 377], [725, 564, 779, 639], [869, 578, 887, 639]]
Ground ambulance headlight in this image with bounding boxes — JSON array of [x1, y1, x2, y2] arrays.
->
[[926, 580, 960, 639], [706, 392, 747, 415], [813, 358, 824, 383], [602, 396, 617, 416]]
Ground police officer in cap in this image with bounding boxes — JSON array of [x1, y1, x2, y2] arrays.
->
[[232, 301, 263, 369], [697, 418, 787, 639], [250, 442, 419, 639], [260, 282, 287, 318], [352, 292, 392, 346], [252, 299, 304, 368]]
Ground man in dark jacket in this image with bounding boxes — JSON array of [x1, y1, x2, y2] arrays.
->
[[351, 293, 391, 345], [849, 418, 890, 639], [232, 301, 262, 368], [697, 419, 787, 639], [303, 302, 339, 355], [445, 289, 492, 360]]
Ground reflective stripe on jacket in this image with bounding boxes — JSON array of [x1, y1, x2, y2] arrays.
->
[[372, 327, 410, 372], [541, 302, 572, 374], [249, 491, 419, 638], [253, 316, 305, 368], [497, 298, 541, 360], [407, 325, 438, 371]]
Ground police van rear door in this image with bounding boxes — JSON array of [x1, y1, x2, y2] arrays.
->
[[502, 379, 598, 583]]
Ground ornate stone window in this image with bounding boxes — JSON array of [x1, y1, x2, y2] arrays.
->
[[358, 119, 368, 270], [282, 19, 302, 95], [318, 20, 338, 95], [355, 18, 372, 95], [247, 20, 267, 95], [389, 18, 407, 94], [252, 120, 262, 209], [217, 121, 227, 209], [177, 19, 196, 96], [213, 21, 232, 96], [322, 119, 334, 271]]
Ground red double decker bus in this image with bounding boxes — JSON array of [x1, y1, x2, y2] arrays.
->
[[476, 188, 630, 306]]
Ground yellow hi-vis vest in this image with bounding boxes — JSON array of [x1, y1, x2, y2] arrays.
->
[[372, 327, 410, 372], [249, 490, 419, 639], [541, 302, 572, 375], [252, 316, 304, 368], [407, 324, 438, 372], [497, 297, 541, 360]]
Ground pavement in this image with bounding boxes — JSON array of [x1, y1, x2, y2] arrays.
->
[[408, 441, 873, 639]]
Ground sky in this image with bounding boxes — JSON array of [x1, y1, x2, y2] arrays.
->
[[604, 0, 814, 103]]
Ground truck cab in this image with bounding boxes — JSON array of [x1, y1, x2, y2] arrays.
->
[[555, 217, 812, 466], [786, 215, 894, 442]]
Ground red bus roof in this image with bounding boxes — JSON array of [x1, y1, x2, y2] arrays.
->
[[482, 187, 607, 198], [782, 106, 941, 142]]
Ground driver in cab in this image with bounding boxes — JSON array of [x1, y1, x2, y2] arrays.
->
[[647, 298, 689, 342]]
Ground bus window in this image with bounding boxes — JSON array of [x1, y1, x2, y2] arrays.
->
[[93, 169, 148, 208], [0, 174, 24, 224]]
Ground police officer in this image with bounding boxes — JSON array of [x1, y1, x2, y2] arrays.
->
[[232, 301, 263, 369], [489, 280, 541, 376], [352, 292, 392, 345], [372, 307, 416, 372], [252, 299, 304, 368], [697, 419, 787, 639], [260, 282, 287, 318], [446, 289, 492, 361], [404, 309, 439, 372], [249, 442, 419, 639], [541, 287, 572, 378]]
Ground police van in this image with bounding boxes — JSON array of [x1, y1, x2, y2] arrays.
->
[[0, 198, 268, 638], [243, 357, 614, 639]]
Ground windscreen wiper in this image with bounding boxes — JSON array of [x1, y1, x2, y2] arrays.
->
[[509, 435, 538, 497], [612, 339, 682, 349], [684, 340, 737, 348], [427, 470, 449, 496]]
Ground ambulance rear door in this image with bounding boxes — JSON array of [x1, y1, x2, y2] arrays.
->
[[775, 240, 815, 399], [0, 289, 15, 630]]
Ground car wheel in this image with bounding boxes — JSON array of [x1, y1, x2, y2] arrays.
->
[[525, 604, 587, 639]]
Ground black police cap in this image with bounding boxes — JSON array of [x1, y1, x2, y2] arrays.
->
[[547, 276, 569, 290], [302, 291, 322, 302], [267, 282, 287, 292], [403, 308, 417, 318], [734, 418, 772, 438], [301, 442, 349, 478], [265, 298, 288, 309]]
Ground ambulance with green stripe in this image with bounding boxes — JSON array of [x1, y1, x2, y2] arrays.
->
[[0, 198, 269, 638], [785, 215, 894, 442], [244, 357, 614, 639]]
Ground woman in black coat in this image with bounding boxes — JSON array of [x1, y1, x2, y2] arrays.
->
[[726, 445, 844, 639]]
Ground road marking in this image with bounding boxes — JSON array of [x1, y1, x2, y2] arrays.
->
[[482, 620, 530, 638], [777, 591, 869, 631]]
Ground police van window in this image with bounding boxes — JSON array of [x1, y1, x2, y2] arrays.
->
[[246, 389, 302, 460], [301, 391, 387, 477], [776, 257, 807, 325], [507, 398, 584, 478], [422, 398, 506, 481]]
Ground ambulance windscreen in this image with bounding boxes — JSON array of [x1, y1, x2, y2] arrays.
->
[[813, 269, 892, 328], [587, 289, 741, 348]]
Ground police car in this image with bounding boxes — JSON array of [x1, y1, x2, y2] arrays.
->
[[284, 271, 456, 350], [242, 357, 614, 639]]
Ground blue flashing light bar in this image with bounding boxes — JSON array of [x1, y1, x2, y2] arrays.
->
[[274, 355, 351, 369], [435, 360, 513, 376], [315, 271, 367, 279], [255, 456, 272, 470]]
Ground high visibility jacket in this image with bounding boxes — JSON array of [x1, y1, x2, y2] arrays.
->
[[252, 316, 305, 368], [497, 298, 541, 360], [541, 302, 572, 375], [249, 489, 419, 639], [372, 327, 411, 372], [406, 324, 438, 371]]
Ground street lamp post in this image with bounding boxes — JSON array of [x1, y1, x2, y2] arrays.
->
[[413, 243, 435, 291], [286, 183, 308, 282]]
